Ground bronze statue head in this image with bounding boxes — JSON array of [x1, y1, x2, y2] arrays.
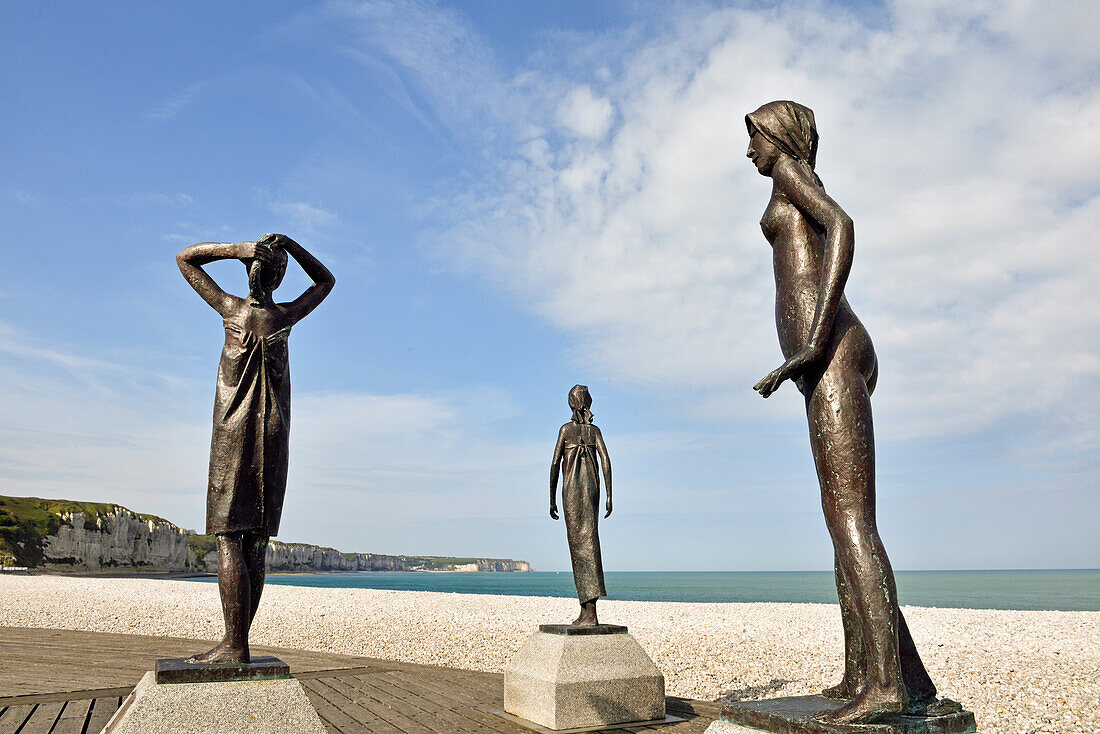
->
[[245, 233, 289, 302], [745, 100, 821, 185], [568, 384, 593, 425]]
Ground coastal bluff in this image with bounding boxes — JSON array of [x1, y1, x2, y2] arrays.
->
[[0, 495, 529, 574]]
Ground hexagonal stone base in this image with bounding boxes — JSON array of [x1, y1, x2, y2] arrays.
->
[[101, 671, 327, 733], [504, 625, 665, 730]]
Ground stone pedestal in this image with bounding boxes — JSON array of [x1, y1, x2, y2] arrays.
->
[[502, 624, 666, 731], [102, 658, 326, 734], [704, 694, 977, 734]]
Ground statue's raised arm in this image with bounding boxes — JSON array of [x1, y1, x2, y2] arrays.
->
[[274, 234, 335, 324]]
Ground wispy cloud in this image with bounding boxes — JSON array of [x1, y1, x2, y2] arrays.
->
[[267, 200, 338, 232], [330, 0, 532, 144], [146, 80, 215, 122], [96, 192, 195, 207], [345, 1, 1100, 451]]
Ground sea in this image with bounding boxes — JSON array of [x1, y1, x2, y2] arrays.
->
[[184, 569, 1100, 611]]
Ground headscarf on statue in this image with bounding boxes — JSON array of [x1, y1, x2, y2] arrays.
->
[[745, 100, 824, 189], [568, 385, 594, 425]]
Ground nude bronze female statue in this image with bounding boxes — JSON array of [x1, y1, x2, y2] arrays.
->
[[550, 385, 612, 626], [177, 233, 334, 664], [745, 101, 938, 724]]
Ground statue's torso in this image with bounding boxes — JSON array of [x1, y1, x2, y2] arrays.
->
[[761, 188, 867, 362]]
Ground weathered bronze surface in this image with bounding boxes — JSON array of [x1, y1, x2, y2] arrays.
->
[[550, 385, 613, 626], [538, 624, 628, 636], [177, 233, 334, 664], [743, 101, 961, 726], [155, 655, 290, 684], [720, 695, 976, 734]]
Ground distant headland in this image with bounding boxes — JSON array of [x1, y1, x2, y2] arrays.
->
[[0, 495, 530, 575]]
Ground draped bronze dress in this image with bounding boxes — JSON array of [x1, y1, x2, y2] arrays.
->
[[560, 422, 607, 604], [206, 320, 291, 536]]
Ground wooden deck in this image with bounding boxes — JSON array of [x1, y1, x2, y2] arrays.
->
[[0, 628, 718, 733]]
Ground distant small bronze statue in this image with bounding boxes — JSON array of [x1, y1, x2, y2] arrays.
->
[[745, 101, 939, 724], [177, 233, 334, 664], [550, 385, 612, 626]]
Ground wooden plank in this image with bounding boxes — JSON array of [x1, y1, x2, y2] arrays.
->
[[299, 678, 361, 734], [420, 667, 504, 705], [377, 671, 525, 734], [17, 700, 64, 734], [84, 697, 121, 734], [0, 688, 134, 707], [356, 674, 486, 734], [323, 676, 432, 734], [0, 627, 371, 697], [0, 704, 35, 734], [296, 666, 392, 680], [51, 699, 91, 734], [308, 678, 404, 734], [339, 675, 457, 734], [394, 668, 503, 712]]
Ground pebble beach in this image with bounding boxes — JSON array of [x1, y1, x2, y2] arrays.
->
[[1, 576, 1095, 733]]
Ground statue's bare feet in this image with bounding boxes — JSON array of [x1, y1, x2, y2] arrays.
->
[[819, 682, 906, 725], [187, 640, 249, 665], [821, 678, 859, 700], [572, 611, 598, 626], [905, 687, 939, 714], [904, 681, 938, 712]]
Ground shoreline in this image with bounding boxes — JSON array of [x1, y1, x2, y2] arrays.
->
[[1, 576, 1096, 733]]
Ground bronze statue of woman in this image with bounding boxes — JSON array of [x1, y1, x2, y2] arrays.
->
[[177, 233, 334, 664], [745, 101, 938, 724], [550, 385, 612, 626]]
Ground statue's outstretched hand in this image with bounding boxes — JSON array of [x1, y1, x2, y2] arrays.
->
[[550, 504, 560, 520], [753, 345, 822, 398]]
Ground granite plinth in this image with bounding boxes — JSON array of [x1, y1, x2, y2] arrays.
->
[[705, 695, 976, 734], [539, 624, 628, 636], [505, 627, 665, 731], [101, 671, 326, 734], [155, 655, 290, 684]]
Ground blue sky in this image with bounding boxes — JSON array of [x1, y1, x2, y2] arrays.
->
[[2, 1, 1097, 572]]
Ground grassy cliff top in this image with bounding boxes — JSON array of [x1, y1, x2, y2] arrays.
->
[[0, 495, 176, 567], [0, 495, 171, 529]]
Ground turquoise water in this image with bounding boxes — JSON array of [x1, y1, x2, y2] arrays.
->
[[184, 569, 1100, 611]]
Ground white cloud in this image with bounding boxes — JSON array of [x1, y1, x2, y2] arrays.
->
[[387, 0, 1100, 449], [0, 320, 547, 549], [558, 86, 614, 140], [331, 0, 525, 143]]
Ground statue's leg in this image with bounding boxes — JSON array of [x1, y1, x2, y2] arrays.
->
[[188, 533, 250, 664], [898, 609, 937, 707], [244, 531, 269, 625], [806, 368, 906, 724], [573, 599, 598, 626], [822, 548, 866, 699]]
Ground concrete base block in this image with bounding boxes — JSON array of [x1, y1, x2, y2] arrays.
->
[[101, 671, 327, 734], [504, 626, 665, 730]]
